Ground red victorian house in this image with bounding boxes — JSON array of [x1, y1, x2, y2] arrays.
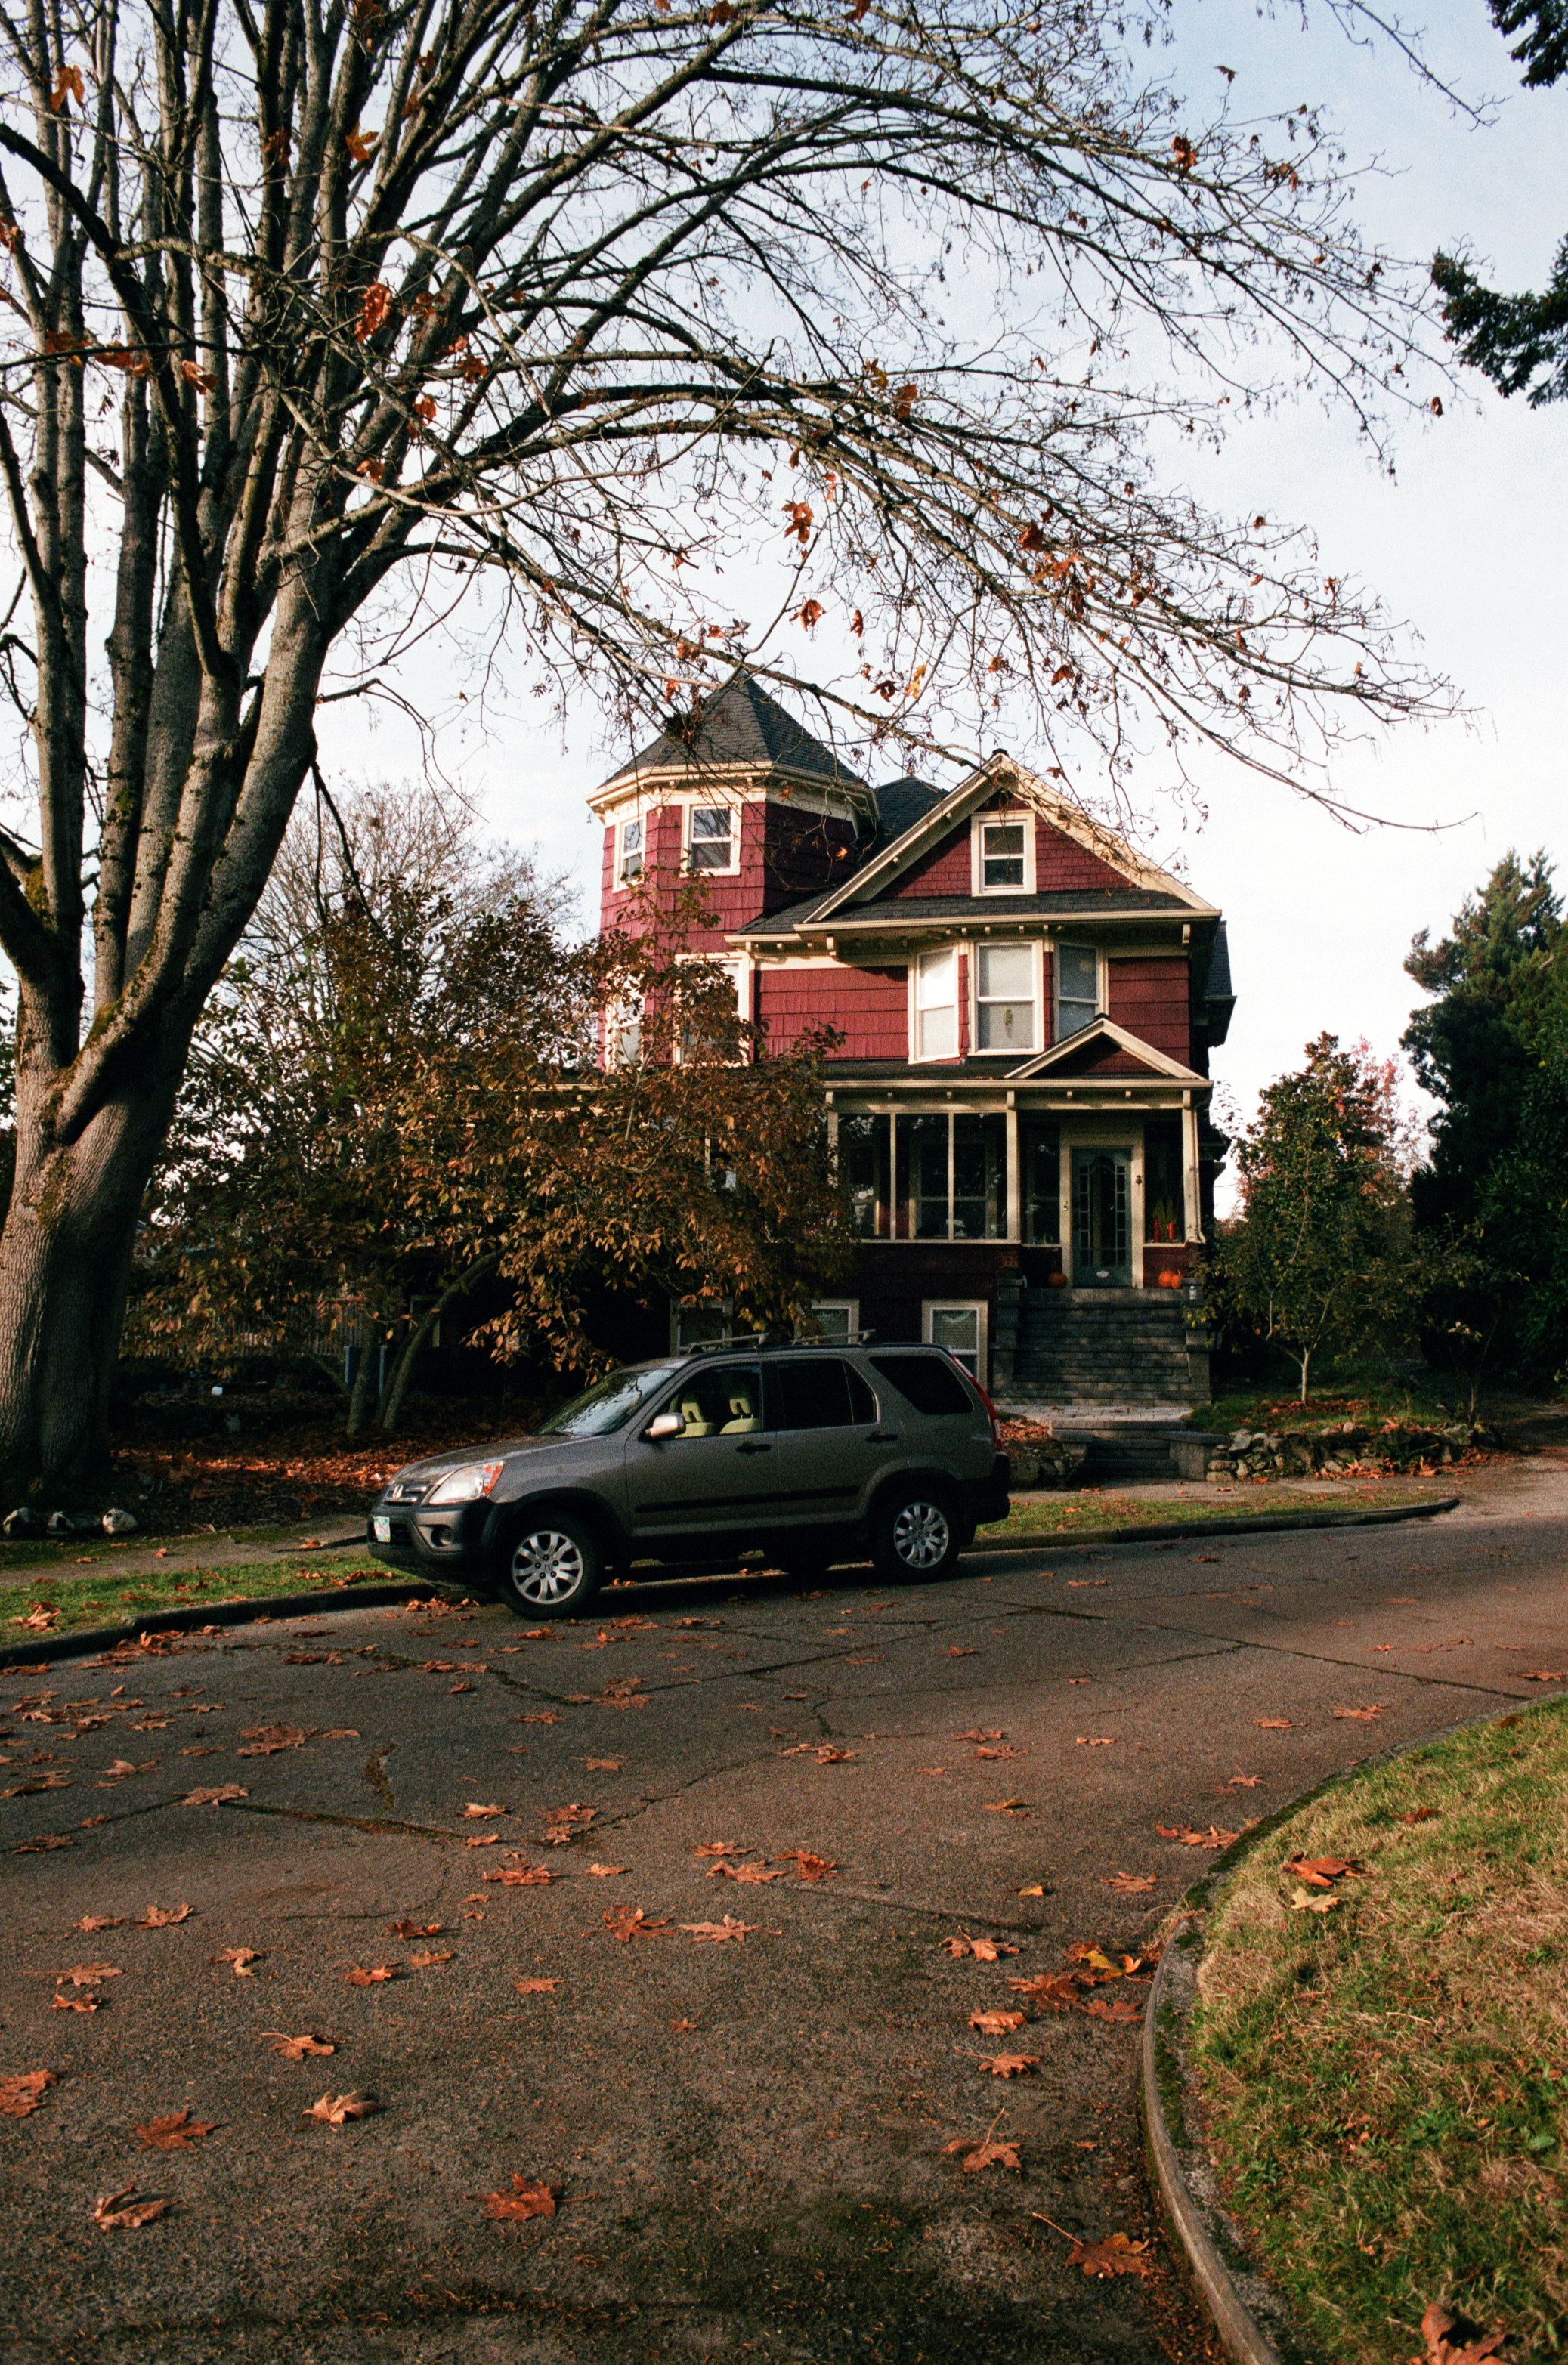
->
[[589, 679, 1232, 1406]]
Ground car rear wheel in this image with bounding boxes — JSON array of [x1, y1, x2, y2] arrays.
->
[[498, 1512, 603, 1618], [874, 1486, 960, 1584]]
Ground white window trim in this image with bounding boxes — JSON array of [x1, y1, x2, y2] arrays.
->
[[970, 808, 1036, 898], [923, 1299, 989, 1386], [971, 938, 1043, 1057], [910, 944, 959, 1064], [684, 798, 741, 878], [605, 988, 644, 1069], [809, 1298, 860, 1341], [1053, 941, 1105, 1043], [617, 812, 645, 886], [671, 953, 748, 1062]]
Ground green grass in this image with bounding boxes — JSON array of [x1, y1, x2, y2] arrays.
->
[[978, 1476, 1438, 1540], [1189, 1699, 1568, 2363], [0, 1552, 390, 1640], [1188, 1369, 1473, 1433]]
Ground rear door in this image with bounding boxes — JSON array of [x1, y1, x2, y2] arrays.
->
[[623, 1362, 776, 1544], [762, 1356, 905, 1528], [867, 1351, 995, 1486]]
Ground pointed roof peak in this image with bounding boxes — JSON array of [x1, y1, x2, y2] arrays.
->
[[593, 675, 872, 801]]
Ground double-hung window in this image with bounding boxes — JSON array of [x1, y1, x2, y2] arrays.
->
[[1056, 944, 1099, 1039], [687, 805, 733, 871], [617, 815, 644, 883], [979, 818, 1027, 889], [914, 948, 957, 1059], [975, 943, 1036, 1051]]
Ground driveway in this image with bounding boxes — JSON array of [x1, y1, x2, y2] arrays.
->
[[3, 1473, 1566, 2365]]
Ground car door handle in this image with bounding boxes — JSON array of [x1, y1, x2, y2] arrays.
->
[[735, 1440, 772, 1455], [867, 1430, 901, 1442]]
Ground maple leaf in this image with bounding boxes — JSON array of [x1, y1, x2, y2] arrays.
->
[[1254, 1717, 1293, 1730], [1333, 1705, 1385, 1722], [237, 1725, 306, 1756], [943, 2136, 1022, 2172], [213, 1947, 262, 1977], [463, 1803, 507, 1819], [410, 1949, 453, 1967], [0, 2069, 56, 2117], [944, 1934, 1018, 1961], [92, 2186, 169, 2230], [970, 2008, 1026, 2034], [53, 1992, 101, 2012], [1065, 2230, 1154, 2280], [1291, 1884, 1339, 1914], [388, 1920, 442, 1940], [480, 2172, 558, 2223], [1420, 2302, 1511, 2364], [603, 1907, 670, 1943], [979, 2053, 1038, 2076], [513, 1978, 558, 1995], [1080, 1997, 1141, 2025], [465, 1835, 499, 1848], [181, 1784, 246, 1806], [680, 1916, 756, 1943], [76, 1915, 123, 1932], [59, 1963, 120, 1987], [1155, 1823, 1239, 1849], [305, 2091, 379, 2125], [693, 1840, 740, 1858], [5, 1772, 70, 1795], [774, 1850, 838, 1881], [345, 123, 376, 162], [1010, 1974, 1077, 2011], [262, 2033, 335, 2060], [1106, 1872, 1155, 1895], [136, 1905, 192, 1928], [1286, 1854, 1364, 1887], [342, 1965, 397, 1986], [484, 1863, 554, 1887], [710, 1860, 784, 1884], [49, 63, 85, 113], [588, 1863, 629, 1878], [135, 2108, 217, 2151]]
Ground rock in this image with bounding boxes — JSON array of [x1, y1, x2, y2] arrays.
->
[[45, 1510, 74, 1535], [1228, 1430, 1253, 1451], [102, 1507, 138, 1536], [2, 1506, 34, 1537], [1009, 1448, 1041, 1489]]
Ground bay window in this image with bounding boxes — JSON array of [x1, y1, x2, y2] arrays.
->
[[975, 942, 1036, 1051], [1056, 943, 1099, 1039]]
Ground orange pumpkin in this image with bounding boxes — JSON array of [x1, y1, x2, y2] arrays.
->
[[1046, 1270, 1069, 1288], [1158, 1269, 1183, 1289]]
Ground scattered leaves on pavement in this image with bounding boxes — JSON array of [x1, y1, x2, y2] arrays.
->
[[513, 1978, 558, 1995], [342, 1965, 397, 1986], [970, 2008, 1027, 2034], [305, 2091, 379, 2125], [1010, 1974, 1078, 2012], [480, 2173, 558, 2223], [942, 2135, 1021, 2172], [680, 1916, 756, 1943], [943, 1934, 1018, 1961], [979, 2053, 1038, 2076], [213, 1948, 262, 1977], [92, 2187, 169, 2230], [262, 2033, 335, 2060], [1106, 1872, 1155, 1895], [781, 1743, 856, 1764], [603, 1907, 670, 1943], [181, 1784, 246, 1806], [135, 2109, 217, 2151], [1156, 1822, 1239, 1848], [388, 1920, 442, 1940], [0, 2070, 56, 2116]]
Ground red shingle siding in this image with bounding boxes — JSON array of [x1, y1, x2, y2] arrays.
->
[[889, 828, 971, 898], [1107, 957, 1189, 1064], [1035, 821, 1132, 894], [755, 962, 908, 1059]]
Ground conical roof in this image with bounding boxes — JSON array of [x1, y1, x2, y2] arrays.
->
[[598, 675, 871, 797]]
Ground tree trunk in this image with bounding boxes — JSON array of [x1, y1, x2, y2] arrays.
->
[[0, 1071, 181, 1498]]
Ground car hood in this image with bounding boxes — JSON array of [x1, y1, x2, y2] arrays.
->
[[383, 1434, 573, 1485]]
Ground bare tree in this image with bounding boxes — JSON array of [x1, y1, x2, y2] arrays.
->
[[0, 0, 1452, 1488]]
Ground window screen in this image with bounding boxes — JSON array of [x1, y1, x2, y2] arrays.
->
[[773, 1359, 876, 1430], [869, 1352, 973, 1417]]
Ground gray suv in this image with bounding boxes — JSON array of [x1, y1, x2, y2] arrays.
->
[[365, 1340, 1011, 1618]]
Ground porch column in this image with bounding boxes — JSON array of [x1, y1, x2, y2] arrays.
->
[[1005, 1096, 1020, 1241], [1181, 1093, 1203, 1243]]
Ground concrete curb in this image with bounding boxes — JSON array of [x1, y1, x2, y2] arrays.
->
[[978, 1490, 1461, 1553]]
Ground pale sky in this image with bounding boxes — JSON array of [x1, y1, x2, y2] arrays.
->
[[317, 0, 1566, 1194]]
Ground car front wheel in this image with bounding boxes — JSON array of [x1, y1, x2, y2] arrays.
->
[[498, 1511, 604, 1618], [874, 1486, 960, 1584]]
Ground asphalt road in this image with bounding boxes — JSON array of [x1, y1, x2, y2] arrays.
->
[[2, 1473, 1566, 2365]]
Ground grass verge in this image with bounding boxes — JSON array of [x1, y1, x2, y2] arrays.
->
[[2, 1552, 389, 1637], [1189, 1699, 1568, 2364], [979, 1476, 1440, 1539]]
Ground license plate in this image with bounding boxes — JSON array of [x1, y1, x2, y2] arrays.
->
[[372, 1516, 391, 1542]]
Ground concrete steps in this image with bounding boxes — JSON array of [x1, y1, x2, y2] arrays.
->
[[1009, 1289, 1195, 1409]]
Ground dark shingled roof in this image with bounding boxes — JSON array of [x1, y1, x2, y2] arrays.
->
[[600, 676, 871, 795], [737, 885, 1190, 938], [866, 774, 951, 855]]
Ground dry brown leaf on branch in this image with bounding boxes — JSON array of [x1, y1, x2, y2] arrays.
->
[[603, 1907, 670, 1943], [1062, 2228, 1154, 2280], [513, 1978, 558, 1996], [942, 2136, 1022, 2172], [213, 1948, 262, 1977], [409, 1950, 453, 1968], [342, 1965, 397, 1986], [480, 2173, 558, 2224], [979, 2053, 1038, 2076], [1420, 2302, 1511, 2364], [135, 1905, 192, 1928], [680, 1916, 756, 1943], [463, 1804, 507, 1819], [943, 1934, 1018, 1961], [305, 2091, 379, 2125], [484, 1863, 555, 1887], [970, 2008, 1027, 2034], [388, 1920, 442, 1940], [92, 2186, 169, 2230], [262, 2033, 335, 2060], [1106, 1872, 1155, 1896], [135, 2109, 217, 2151], [0, 2069, 56, 2116]]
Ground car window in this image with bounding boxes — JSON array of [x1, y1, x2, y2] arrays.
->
[[772, 1359, 877, 1431], [661, 1364, 765, 1439], [536, 1363, 680, 1438], [868, 1352, 974, 1417]]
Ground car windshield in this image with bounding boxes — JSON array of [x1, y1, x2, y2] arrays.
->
[[534, 1364, 681, 1439]]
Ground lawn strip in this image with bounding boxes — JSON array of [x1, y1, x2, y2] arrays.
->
[[979, 1478, 1440, 1540], [2, 1552, 390, 1634], [1189, 1698, 1568, 2365]]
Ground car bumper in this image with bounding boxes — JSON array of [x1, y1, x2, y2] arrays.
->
[[963, 1455, 1012, 1530], [363, 1502, 494, 1580]]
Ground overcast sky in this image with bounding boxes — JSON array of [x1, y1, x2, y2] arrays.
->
[[318, 0, 1565, 1189]]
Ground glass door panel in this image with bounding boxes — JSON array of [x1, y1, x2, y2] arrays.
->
[[1071, 1148, 1132, 1286]]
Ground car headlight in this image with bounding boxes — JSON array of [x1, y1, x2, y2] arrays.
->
[[424, 1459, 505, 1507]]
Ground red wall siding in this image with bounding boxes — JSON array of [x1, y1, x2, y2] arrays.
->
[[1107, 957, 1190, 1064], [600, 800, 759, 951], [1035, 819, 1132, 894], [755, 962, 908, 1059], [889, 828, 971, 898]]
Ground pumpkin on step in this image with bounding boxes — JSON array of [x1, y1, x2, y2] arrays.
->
[[1157, 1269, 1183, 1288], [1046, 1270, 1069, 1288]]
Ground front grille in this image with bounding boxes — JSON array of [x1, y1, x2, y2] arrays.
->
[[385, 1482, 430, 1504]]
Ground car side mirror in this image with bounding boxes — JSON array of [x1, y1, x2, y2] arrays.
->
[[645, 1411, 682, 1440]]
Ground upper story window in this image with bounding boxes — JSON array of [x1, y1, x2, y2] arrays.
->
[[1056, 943, 1100, 1039], [973, 811, 1035, 895], [975, 942, 1036, 1051], [687, 803, 735, 873], [617, 815, 644, 884], [914, 947, 957, 1059]]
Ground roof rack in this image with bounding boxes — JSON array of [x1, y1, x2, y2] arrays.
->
[[676, 1330, 878, 1358]]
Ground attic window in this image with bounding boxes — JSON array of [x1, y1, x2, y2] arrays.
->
[[688, 804, 734, 871], [973, 811, 1034, 895]]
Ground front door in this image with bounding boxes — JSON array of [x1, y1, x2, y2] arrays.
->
[[1071, 1148, 1133, 1287]]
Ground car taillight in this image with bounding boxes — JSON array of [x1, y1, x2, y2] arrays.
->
[[973, 1379, 1001, 1453]]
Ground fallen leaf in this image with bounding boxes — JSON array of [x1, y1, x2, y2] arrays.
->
[[91, 2186, 169, 2230], [774, 1850, 838, 1881], [680, 1916, 755, 1943], [135, 2108, 217, 2151], [944, 1646, 977, 1658], [588, 1863, 628, 1878], [480, 2172, 558, 2223], [1420, 2301, 1511, 2364], [342, 1965, 396, 1986], [1106, 1872, 1155, 1895], [1332, 1705, 1385, 1722], [970, 2008, 1027, 2034], [1155, 1823, 1239, 1848], [1291, 1884, 1340, 1915], [262, 2033, 335, 2060], [237, 1725, 307, 1756], [463, 1803, 507, 1819], [1010, 1974, 1078, 2011], [4, 1772, 71, 1795], [1076, 1736, 1115, 1748], [181, 1784, 246, 1806], [513, 1978, 558, 1996], [52, 1992, 102, 2012], [76, 1915, 123, 1932], [304, 2091, 379, 2125], [1397, 1807, 1440, 1825], [58, 1963, 120, 1987], [1063, 2230, 1154, 2280], [979, 2053, 1038, 2076], [584, 1758, 622, 1770], [388, 1921, 442, 1940], [955, 1730, 1005, 1742], [982, 1799, 1028, 1814], [409, 1949, 453, 1967], [213, 1947, 262, 1977], [1254, 1717, 1293, 1731], [669, 2017, 697, 2032], [1285, 1855, 1363, 1888], [1065, 1943, 1121, 1975], [135, 1905, 192, 1928], [692, 1841, 740, 1858], [12, 1835, 76, 1853], [484, 1863, 554, 1887], [602, 1907, 670, 1943], [465, 1835, 499, 1847], [942, 1934, 1018, 1961], [942, 2136, 1021, 2172], [710, 1860, 785, 1884], [0, 2069, 56, 2117], [320, 1728, 360, 1739], [1080, 1997, 1141, 2025], [1521, 1670, 1566, 1683]]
